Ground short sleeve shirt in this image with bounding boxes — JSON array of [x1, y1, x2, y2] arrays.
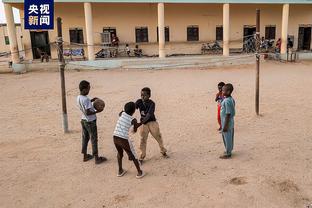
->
[[77, 95, 96, 122], [220, 97, 236, 129], [113, 112, 134, 140]]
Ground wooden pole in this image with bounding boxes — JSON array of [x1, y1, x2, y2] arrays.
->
[[255, 9, 260, 115], [57, 17, 69, 133]]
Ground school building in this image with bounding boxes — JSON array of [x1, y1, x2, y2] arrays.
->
[[0, 23, 23, 55], [2, 0, 312, 63]]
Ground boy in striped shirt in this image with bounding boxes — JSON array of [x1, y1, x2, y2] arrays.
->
[[113, 102, 145, 179]]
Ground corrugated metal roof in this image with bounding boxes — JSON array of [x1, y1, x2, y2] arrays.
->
[[3, 0, 312, 4]]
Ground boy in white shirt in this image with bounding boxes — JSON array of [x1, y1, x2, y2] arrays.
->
[[113, 102, 145, 179], [77, 80, 107, 164], [125, 44, 131, 57]]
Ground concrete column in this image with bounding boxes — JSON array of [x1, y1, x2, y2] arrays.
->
[[4, 3, 19, 63], [281, 4, 289, 54], [223, 3, 230, 56], [84, 2, 94, 61], [18, 11, 25, 59], [158, 3, 165, 58]]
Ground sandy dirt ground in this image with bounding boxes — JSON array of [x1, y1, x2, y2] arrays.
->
[[0, 61, 312, 208]]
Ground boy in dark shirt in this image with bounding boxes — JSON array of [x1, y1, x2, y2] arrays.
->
[[135, 87, 167, 163]]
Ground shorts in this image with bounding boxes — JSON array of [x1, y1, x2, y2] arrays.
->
[[113, 136, 138, 160]]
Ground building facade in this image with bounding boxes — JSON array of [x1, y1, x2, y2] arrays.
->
[[0, 23, 23, 55], [2, 0, 312, 63]]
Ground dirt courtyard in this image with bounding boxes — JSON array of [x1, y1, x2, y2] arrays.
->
[[0, 61, 312, 208]]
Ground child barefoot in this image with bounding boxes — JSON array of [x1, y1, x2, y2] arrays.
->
[[113, 102, 145, 179], [220, 83, 236, 159], [215, 82, 225, 131]]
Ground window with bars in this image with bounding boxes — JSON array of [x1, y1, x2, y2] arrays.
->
[[135, 27, 149, 43], [265, 26, 276, 40], [216, 26, 223, 41], [157, 26, 170, 42], [103, 27, 117, 39], [187, 25, 199, 41], [69, 28, 84, 44], [101, 27, 117, 44], [4, 36, 9, 45]]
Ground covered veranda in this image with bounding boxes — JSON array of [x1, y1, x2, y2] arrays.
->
[[3, 0, 312, 63]]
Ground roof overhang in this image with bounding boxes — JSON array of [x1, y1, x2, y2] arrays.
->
[[3, 0, 312, 4], [0, 23, 21, 26]]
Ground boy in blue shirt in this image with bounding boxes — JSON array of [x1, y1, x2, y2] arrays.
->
[[220, 83, 236, 159]]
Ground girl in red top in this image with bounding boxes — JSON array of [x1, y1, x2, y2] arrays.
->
[[215, 82, 225, 131]]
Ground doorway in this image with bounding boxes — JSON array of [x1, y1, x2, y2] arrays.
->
[[244, 26, 256, 40], [243, 25, 256, 51], [298, 26, 311, 51], [30, 31, 51, 59]]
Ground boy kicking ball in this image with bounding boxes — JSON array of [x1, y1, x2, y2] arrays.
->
[[220, 83, 236, 159], [113, 102, 145, 179]]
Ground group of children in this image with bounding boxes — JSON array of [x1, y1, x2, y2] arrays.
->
[[125, 44, 143, 57], [77, 80, 235, 179], [215, 82, 236, 159], [77, 82, 167, 179]]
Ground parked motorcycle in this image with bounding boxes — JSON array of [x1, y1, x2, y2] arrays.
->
[[201, 41, 223, 54], [260, 39, 275, 51]]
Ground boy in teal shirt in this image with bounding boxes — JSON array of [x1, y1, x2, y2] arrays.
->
[[220, 83, 236, 159]]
